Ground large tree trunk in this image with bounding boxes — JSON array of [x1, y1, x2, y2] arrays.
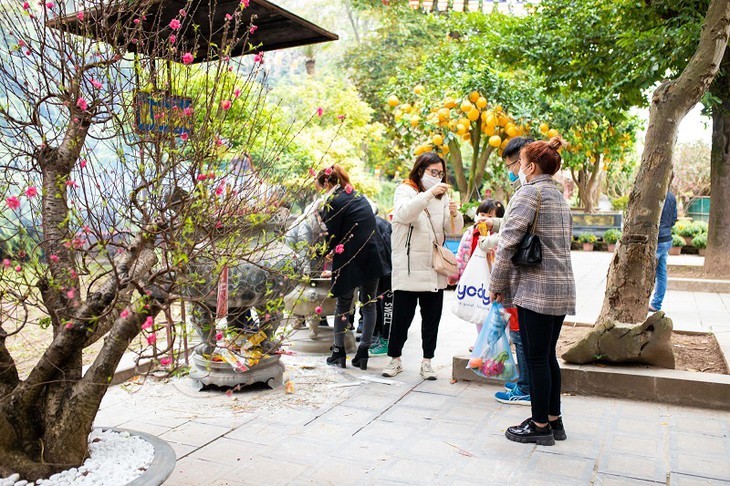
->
[[704, 67, 730, 277], [598, 0, 730, 324]]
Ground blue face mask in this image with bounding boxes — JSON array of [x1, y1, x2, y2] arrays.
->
[[508, 170, 519, 183]]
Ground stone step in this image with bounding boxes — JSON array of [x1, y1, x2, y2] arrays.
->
[[452, 355, 730, 410]]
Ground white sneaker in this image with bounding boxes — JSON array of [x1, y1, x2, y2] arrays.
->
[[420, 360, 437, 380], [382, 358, 403, 377]]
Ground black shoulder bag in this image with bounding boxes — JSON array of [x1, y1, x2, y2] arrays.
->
[[511, 189, 542, 266]]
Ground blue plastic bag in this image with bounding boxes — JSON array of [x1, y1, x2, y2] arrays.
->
[[466, 303, 518, 381]]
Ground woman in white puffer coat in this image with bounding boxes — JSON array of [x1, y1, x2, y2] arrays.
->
[[383, 152, 463, 380]]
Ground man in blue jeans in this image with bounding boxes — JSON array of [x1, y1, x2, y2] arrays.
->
[[650, 189, 677, 312]]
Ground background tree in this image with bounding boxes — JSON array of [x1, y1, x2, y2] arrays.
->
[[516, 0, 728, 276], [672, 141, 712, 214], [598, 0, 730, 322]]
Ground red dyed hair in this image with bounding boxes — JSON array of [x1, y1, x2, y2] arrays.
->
[[521, 136, 567, 175]]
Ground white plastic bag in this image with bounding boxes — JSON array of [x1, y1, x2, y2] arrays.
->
[[451, 246, 491, 325]]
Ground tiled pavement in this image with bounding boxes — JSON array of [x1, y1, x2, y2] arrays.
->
[[93, 252, 730, 485]]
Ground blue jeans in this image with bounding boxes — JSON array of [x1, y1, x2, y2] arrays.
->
[[650, 241, 672, 310], [510, 329, 531, 394]]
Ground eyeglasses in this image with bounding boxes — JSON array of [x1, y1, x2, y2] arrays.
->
[[426, 168, 445, 178], [506, 158, 520, 168]]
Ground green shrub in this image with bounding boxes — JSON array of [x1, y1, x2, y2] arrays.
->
[[692, 233, 707, 249], [578, 233, 597, 244], [671, 234, 685, 247], [611, 195, 629, 211], [674, 221, 702, 237], [603, 229, 622, 244], [693, 221, 708, 233]]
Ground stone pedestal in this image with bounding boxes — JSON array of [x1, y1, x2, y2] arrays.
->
[[287, 324, 357, 354], [189, 352, 284, 389]]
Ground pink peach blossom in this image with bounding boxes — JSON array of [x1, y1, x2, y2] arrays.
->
[[79, 159, 87, 168], [314, 306, 323, 315], [220, 99, 232, 110], [76, 10, 84, 20], [344, 184, 353, 194], [169, 18, 181, 30], [215, 332, 223, 341], [6, 196, 20, 210], [23, 2, 30, 9], [316, 107, 323, 117], [49, 254, 59, 262], [240, 0, 249, 6], [169, 34, 177, 43], [142, 316, 154, 330], [234, 88, 241, 98], [335, 244, 344, 254], [160, 357, 172, 366], [146, 333, 157, 345], [66, 289, 75, 299], [178, 9, 186, 17], [181, 52, 193, 64], [253, 52, 264, 64], [224, 13, 232, 21], [25, 186, 37, 197], [180, 132, 189, 141], [76, 97, 88, 111], [249, 25, 258, 35], [3, 259, 11, 268], [14, 265, 22, 272], [120, 309, 129, 319]]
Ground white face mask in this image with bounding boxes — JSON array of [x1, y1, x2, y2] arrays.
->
[[421, 174, 441, 190], [518, 165, 529, 185]]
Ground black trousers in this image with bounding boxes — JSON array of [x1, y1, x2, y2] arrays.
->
[[387, 289, 444, 359], [374, 274, 393, 339], [518, 306, 565, 424]]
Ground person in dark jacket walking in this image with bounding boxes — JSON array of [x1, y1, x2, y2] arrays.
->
[[650, 187, 678, 312], [317, 164, 390, 370]]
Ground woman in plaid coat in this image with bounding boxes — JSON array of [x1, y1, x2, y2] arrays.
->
[[489, 136, 576, 446]]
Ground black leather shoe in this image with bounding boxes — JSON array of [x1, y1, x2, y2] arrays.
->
[[549, 417, 567, 441], [326, 346, 346, 368], [351, 346, 369, 370], [505, 418, 555, 446]]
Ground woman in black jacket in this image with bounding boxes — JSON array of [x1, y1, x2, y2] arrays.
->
[[317, 164, 391, 369]]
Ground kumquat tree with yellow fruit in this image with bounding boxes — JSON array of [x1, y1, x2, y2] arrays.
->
[[552, 102, 639, 213], [387, 82, 557, 203]]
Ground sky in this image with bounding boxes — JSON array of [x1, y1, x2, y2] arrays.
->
[[677, 104, 712, 144]]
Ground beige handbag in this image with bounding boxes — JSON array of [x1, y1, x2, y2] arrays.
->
[[424, 208, 458, 277]]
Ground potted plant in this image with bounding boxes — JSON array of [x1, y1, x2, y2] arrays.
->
[[674, 220, 702, 246], [603, 229, 622, 252], [578, 233, 597, 251], [692, 233, 707, 256], [670, 234, 685, 255]]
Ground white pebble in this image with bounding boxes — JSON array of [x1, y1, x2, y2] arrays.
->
[[1, 430, 154, 486]]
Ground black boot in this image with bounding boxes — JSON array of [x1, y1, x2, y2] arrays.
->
[[351, 346, 369, 370], [505, 418, 555, 446], [549, 417, 567, 441], [326, 345, 346, 368]]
